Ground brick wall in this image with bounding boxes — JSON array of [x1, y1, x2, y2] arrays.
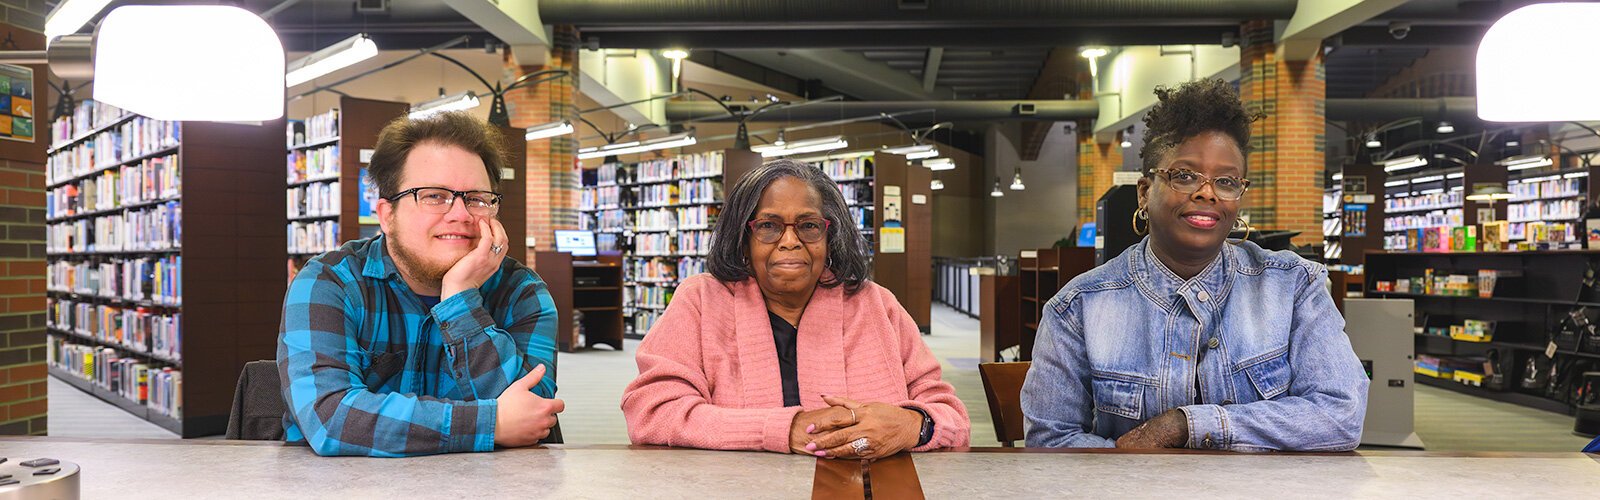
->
[[1239, 20, 1326, 247], [504, 26, 580, 252], [0, 16, 47, 436], [1076, 127, 1123, 225]]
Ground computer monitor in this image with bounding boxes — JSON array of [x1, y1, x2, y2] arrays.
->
[[1077, 222, 1097, 248], [553, 230, 597, 257]]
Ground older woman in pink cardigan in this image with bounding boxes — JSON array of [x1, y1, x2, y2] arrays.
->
[[622, 159, 969, 459]]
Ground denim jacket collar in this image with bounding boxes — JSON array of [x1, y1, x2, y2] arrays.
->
[[1128, 237, 1234, 313]]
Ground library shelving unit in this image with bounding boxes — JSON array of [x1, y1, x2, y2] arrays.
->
[[1333, 163, 1386, 265], [534, 250, 624, 352], [577, 148, 761, 338], [1364, 249, 1600, 415], [1014, 247, 1095, 361], [285, 97, 408, 273], [1381, 163, 1507, 253], [44, 100, 286, 437], [1505, 165, 1590, 242]]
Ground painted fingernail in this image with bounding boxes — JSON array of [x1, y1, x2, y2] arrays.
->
[[806, 424, 816, 433], [805, 442, 817, 451], [814, 451, 826, 457]]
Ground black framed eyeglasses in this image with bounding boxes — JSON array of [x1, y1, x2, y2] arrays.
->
[[385, 187, 503, 216], [1149, 167, 1251, 201], [746, 217, 830, 244]]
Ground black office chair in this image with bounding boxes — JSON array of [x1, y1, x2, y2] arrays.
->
[[226, 359, 563, 443]]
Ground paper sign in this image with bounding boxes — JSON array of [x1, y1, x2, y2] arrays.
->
[[501, 167, 516, 180], [885, 185, 902, 196], [360, 148, 375, 163], [1113, 172, 1142, 186], [911, 194, 927, 204], [879, 227, 905, 253], [0, 64, 35, 143], [1353, 194, 1375, 204]]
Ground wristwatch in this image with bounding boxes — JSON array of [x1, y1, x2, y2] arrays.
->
[[906, 406, 935, 447]]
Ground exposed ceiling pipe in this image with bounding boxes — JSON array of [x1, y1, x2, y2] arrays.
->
[[1326, 97, 1477, 123], [666, 100, 1098, 123], [578, 26, 1240, 49], [539, 0, 1298, 28]]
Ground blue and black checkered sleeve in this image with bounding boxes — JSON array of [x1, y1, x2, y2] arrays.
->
[[278, 261, 498, 457], [430, 266, 559, 401]]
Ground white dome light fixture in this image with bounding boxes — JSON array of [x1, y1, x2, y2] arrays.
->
[[87, 5, 286, 121], [1477, 3, 1600, 121]]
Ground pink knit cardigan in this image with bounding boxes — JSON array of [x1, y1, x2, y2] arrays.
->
[[621, 274, 970, 453]]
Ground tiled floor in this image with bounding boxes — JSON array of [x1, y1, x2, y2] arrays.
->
[[48, 304, 1595, 452]]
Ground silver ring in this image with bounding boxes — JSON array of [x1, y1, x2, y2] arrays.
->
[[848, 408, 857, 424], [849, 437, 869, 455], [490, 244, 503, 254]]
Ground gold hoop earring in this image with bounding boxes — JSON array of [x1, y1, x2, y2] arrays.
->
[[1132, 206, 1149, 236], [1231, 216, 1251, 243]]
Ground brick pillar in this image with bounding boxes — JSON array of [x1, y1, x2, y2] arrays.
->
[[0, 19, 49, 436], [1076, 127, 1123, 225], [1239, 20, 1326, 246], [504, 26, 580, 251]]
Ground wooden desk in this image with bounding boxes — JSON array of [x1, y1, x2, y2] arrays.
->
[[1, 437, 1594, 498]]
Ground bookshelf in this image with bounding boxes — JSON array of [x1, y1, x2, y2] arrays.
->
[[284, 97, 408, 272], [44, 100, 286, 437], [1014, 247, 1095, 361], [1505, 168, 1589, 242], [578, 148, 762, 338], [535, 251, 624, 352]]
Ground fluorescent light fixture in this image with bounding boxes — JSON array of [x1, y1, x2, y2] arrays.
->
[[1366, 138, 1383, 149], [1506, 140, 1520, 147], [1410, 175, 1445, 184], [1446, 172, 1465, 180], [1520, 174, 1562, 183], [881, 144, 939, 160], [1080, 48, 1108, 59], [752, 135, 848, 158], [525, 121, 575, 141], [662, 49, 690, 60], [1496, 154, 1553, 171], [45, 0, 114, 40], [1382, 155, 1428, 172], [577, 132, 697, 159], [1435, 121, 1455, 134], [1451, 186, 1464, 192], [1010, 169, 1026, 190], [410, 91, 481, 119], [1331, 172, 1343, 181], [1384, 179, 1410, 187], [286, 34, 379, 87], [1418, 188, 1445, 195], [931, 179, 945, 190], [990, 178, 1004, 197], [924, 158, 956, 171], [93, 6, 285, 121], [1564, 172, 1590, 179], [1478, 3, 1600, 121]]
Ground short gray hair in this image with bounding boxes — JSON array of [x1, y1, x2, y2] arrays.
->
[[706, 159, 870, 293]]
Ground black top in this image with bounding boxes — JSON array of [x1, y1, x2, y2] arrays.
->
[[767, 310, 802, 407]]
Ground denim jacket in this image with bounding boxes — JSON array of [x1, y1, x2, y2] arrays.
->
[[1020, 238, 1368, 451]]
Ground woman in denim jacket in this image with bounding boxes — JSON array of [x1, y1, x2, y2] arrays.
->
[[1020, 79, 1369, 452]]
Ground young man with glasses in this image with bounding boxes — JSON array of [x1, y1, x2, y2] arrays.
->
[[278, 111, 564, 457]]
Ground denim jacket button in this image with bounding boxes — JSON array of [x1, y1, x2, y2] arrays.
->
[[1222, 400, 1234, 405], [1197, 290, 1210, 302], [1202, 436, 1216, 448], [1207, 337, 1221, 349]]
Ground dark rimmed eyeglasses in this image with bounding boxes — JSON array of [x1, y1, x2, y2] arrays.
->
[[385, 187, 503, 216], [747, 217, 830, 244], [1149, 167, 1251, 201]]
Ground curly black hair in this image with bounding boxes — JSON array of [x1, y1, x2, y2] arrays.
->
[[1138, 78, 1261, 174]]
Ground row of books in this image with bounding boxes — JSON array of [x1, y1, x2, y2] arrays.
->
[[293, 109, 340, 146], [48, 255, 182, 305], [635, 179, 721, 207], [46, 155, 180, 220], [51, 100, 128, 144], [679, 256, 707, 277], [288, 181, 342, 218], [631, 309, 664, 337], [582, 185, 623, 210], [287, 145, 340, 184], [848, 206, 873, 230], [1384, 208, 1462, 233], [46, 117, 181, 185], [50, 339, 183, 417], [49, 298, 181, 360], [1508, 198, 1582, 223], [837, 182, 871, 206], [288, 220, 339, 254], [632, 206, 718, 232], [811, 157, 872, 181], [626, 256, 679, 283], [633, 152, 724, 183], [579, 209, 628, 233], [1509, 176, 1583, 201], [1384, 191, 1461, 213], [633, 232, 712, 257], [627, 284, 673, 310], [46, 202, 182, 253]]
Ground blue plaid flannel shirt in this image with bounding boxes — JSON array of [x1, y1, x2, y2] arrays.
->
[[277, 234, 558, 457]]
